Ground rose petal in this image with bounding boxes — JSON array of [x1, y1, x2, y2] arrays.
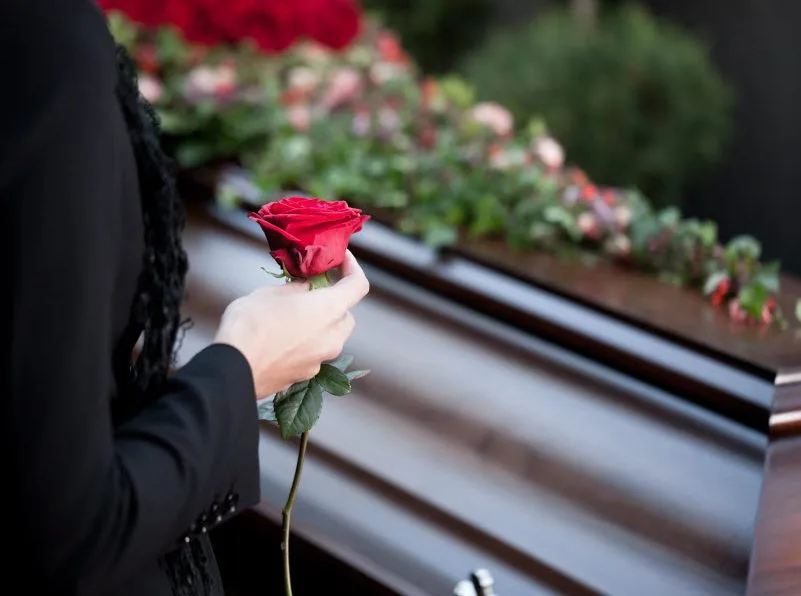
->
[[248, 213, 304, 247]]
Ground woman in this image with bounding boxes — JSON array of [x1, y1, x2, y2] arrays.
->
[[1, 1, 369, 595]]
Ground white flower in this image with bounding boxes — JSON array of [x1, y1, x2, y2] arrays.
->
[[577, 212, 599, 238], [606, 234, 632, 257], [369, 62, 407, 85], [287, 67, 320, 95], [614, 205, 632, 229], [468, 102, 514, 137], [533, 136, 565, 170], [185, 66, 218, 96], [138, 74, 163, 104]]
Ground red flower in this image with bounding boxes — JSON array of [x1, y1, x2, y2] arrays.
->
[[298, 0, 361, 50], [376, 31, 407, 63], [249, 197, 370, 278], [98, 0, 167, 27], [710, 278, 731, 306], [580, 184, 599, 202], [167, 0, 222, 46], [221, 0, 299, 53], [135, 44, 159, 74]]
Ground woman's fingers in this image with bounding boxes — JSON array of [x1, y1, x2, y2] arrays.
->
[[312, 251, 370, 313]]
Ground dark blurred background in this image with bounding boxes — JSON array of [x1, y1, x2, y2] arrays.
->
[[364, 0, 801, 274]]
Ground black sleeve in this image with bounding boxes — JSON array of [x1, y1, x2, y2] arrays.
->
[[0, 3, 260, 593]]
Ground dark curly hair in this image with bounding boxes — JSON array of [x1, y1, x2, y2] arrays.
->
[[112, 44, 210, 596]]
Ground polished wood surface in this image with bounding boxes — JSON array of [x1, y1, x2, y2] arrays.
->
[[211, 199, 775, 433], [769, 383, 801, 438], [746, 380, 801, 596], [180, 204, 771, 595], [457, 239, 801, 381], [747, 432, 801, 595]]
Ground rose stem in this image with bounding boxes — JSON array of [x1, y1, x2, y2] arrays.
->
[[282, 431, 310, 596]]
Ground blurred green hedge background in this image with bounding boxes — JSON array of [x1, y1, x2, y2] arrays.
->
[[364, 0, 733, 210]]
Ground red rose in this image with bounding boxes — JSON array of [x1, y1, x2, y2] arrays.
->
[[154, 0, 226, 46], [298, 0, 361, 50], [98, 0, 167, 28], [220, 0, 299, 53], [248, 197, 370, 278]]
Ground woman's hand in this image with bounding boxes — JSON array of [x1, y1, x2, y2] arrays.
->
[[213, 251, 370, 397]]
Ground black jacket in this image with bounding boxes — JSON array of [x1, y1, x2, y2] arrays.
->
[[0, 1, 261, 594]]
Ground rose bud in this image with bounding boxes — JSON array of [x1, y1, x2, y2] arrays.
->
[[248, 196, 370, 279]]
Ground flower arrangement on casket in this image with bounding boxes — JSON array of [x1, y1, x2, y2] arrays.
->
[[102, 3, 801, 328]]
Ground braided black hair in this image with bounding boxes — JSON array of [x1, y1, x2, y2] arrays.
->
[[112, 44, 211, 596], [114, 45, 189, 397]]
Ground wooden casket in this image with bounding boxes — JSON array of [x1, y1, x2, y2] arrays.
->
[[176, 184, 801, 596]]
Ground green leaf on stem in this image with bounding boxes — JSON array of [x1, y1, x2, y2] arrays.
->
[[261, 266, 287, 280], [315, 364, 351, 396], [257, 398, 277, 423], [346, 369, 370, 382], [327, 354, 354, 372], [738, 283, 769, 319], [752, 261, 781, 293], [725, 235, 762, 262], [274, 380, 324, 439]]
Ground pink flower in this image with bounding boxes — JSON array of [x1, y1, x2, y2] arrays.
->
[[320, 67, 361, 110], [184, 64, 238, 100], [468, 102, 513, 137], [577, 212, 600, 239], [287, 105, 311, 131], [728, 299, 748, 323], [138, 74, 163, 104], [533, 136, 565, 170], [760, 304, 774, 325]]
